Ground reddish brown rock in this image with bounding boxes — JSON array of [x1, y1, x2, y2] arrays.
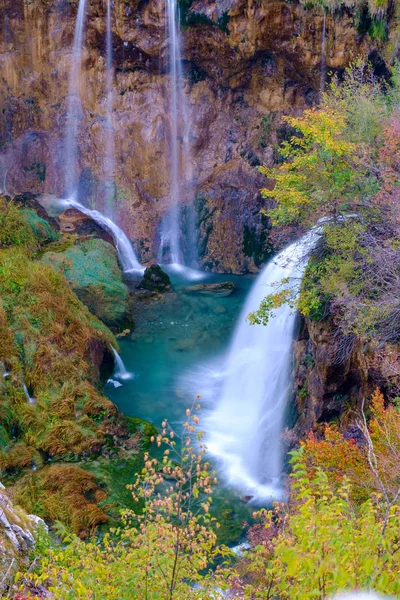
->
[[0, 0, 390, 272]]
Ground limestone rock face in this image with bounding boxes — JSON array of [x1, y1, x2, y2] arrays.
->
[[292, 317, 400, 436], [0, 483, 46, 587], [0, 0, 386, 272]]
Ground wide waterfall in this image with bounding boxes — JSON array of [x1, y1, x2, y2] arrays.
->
[[202, 228, 321, 500], [64, 0, 87, 196], [104, 0, 116, 212]]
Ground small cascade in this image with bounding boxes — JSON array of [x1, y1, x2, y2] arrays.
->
[[1, 363, 9, 378], [23, 383, 36, 405], [64, 0, 87, 196], [104, 0, 116, 212], [0, 159, 9, 195], [164, 0, 195, 268], [199, 228, 321, 501], [320, 8, 327, 94], [111, 347, 133, 381], [65, 198, 144, 273]]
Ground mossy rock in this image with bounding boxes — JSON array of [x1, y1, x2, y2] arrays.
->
[[125, 417, 158, 446], [138, 263, 171, 293], [21, 208, 60, 246], [0, 196, 59, 251], [42, 238, 132, 330]]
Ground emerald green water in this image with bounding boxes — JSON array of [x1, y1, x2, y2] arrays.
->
[[104, 268, 256, 544]]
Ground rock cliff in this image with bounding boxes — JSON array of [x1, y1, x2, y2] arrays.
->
[[0, 0, 390, 272]]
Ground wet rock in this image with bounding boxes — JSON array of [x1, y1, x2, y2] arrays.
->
[[0, 483, 44, 576], [138, 263, 171, 292], [182, 281, 235, 297], [58, 208, 114, 245], [0, 0, 376, 273]]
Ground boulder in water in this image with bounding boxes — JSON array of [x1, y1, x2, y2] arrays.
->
[[182, 281, 235, 297], [138, 263, 171, 292]]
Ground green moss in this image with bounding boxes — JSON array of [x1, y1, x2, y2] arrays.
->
[[125, 417, 158, 447], [42, 238, 132, 329], [21, 209, 60, 245], [368, 18, 387, 40], [82, 454, 145, 521]]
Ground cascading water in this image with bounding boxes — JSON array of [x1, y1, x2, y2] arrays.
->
[[23, 383, 36, 405], [165, 0, 182, 265], [64, 198, 144, 273], [64, 0, 87, 197], [111, 347, 133, 381], [62, 1, 144, 273], [197, 228, 321, 500], [164, 0, 197, 271], [104, 0, 116, 212]]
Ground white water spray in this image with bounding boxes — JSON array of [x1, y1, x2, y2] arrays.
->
[[65, 198, 144, 273], [104, 0, 116, 211], [164, 0, 196, 267], [23, 383, 36, 405], [64, 0, 87, 196], [198, 229, 321, 500], [112, 347, 133, 381]]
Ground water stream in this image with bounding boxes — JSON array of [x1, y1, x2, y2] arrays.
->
[[111, 347, 133, 381], [163, 0, 195, 267], [64, 198, 144, 273], [105, 269, 256, 541], [196, 229, 321, 501], [104, 0, 116, 212], [64, 0, 87, 197]]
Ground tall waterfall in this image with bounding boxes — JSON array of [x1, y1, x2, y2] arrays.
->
[[165, 0, 181, 264], [62, 1, 144, 273], [104, 0, 116, 212], [64, 0, 87, 197], [164, 0, 196, 268], [202, 229, 321, 500]]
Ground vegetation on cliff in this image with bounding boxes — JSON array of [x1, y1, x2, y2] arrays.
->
[[0, 197, 150, 541], [250, 61, 400, 349], [5, 397, 400, 599]]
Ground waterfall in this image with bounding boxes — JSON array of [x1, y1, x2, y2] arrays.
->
[[111, 347, 133, 381], [166, 0, 181, 265], [65, 198, 144, 273], [320, 8, 327, 94], [201, 229, 321, 500], [62, 1, 144, 274], [104, 0, 116, 212], [164, 0, 196, 268], [64, 0, 87, 197], [23, 383, 36, 405]]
